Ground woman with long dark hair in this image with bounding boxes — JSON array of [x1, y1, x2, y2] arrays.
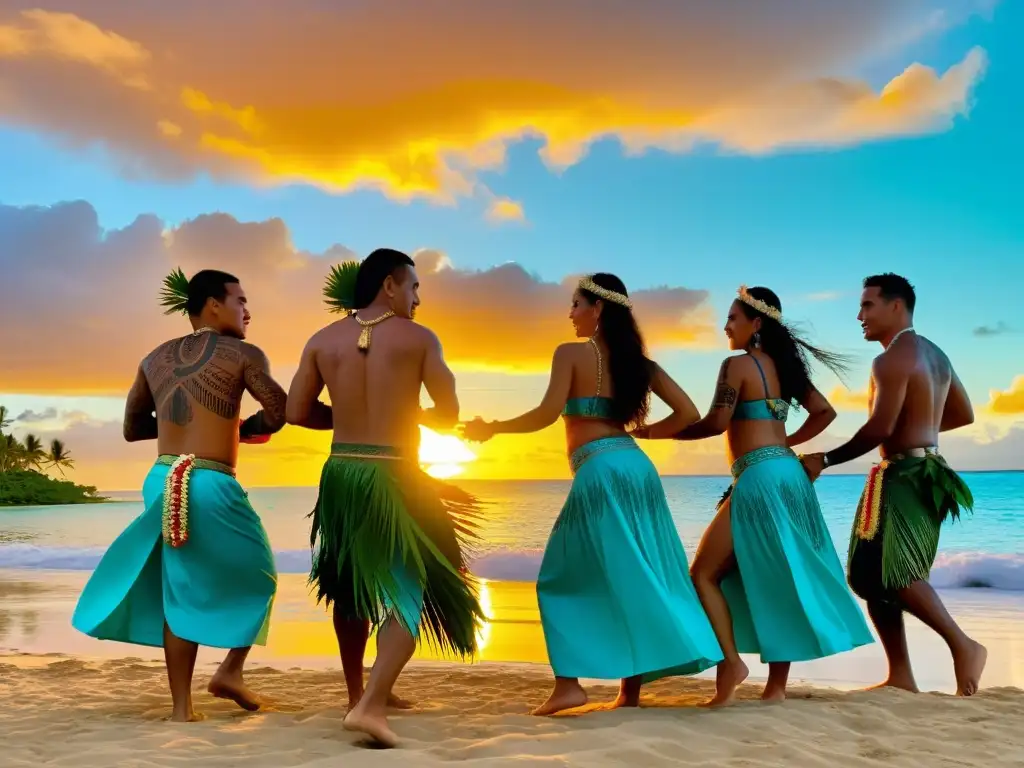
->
[[463, 274, 722, 716], [637, 286, 873, 706]]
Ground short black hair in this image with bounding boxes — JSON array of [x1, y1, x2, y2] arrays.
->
[[864, 273, 916, 314], [354, 248, 415, 309], [186, 269, 240, 317]]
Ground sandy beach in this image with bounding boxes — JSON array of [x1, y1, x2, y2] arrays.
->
[[2, 570, 1023, 765], [3, 653, 1023, 767]]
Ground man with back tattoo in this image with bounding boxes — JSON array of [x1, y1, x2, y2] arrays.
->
[[801, 273, 986, 696], [72, 269, 288, 722]]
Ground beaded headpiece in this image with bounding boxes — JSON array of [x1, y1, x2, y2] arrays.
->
[[578, 276, 633, 309], [736, 285, 782, 322]]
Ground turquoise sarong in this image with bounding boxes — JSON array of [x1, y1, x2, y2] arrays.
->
[[72, 456, 277, 649], [719, 446, 873, 662], [537, 436, 723, 681]]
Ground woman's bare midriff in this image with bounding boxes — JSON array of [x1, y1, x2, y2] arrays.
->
[[724, 420, 789, 465], [564, 417, 629, 456]]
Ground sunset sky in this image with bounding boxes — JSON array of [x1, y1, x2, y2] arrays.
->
[[1, 1, 1022, 489]]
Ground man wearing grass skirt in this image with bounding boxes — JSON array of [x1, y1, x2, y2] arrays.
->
[[286, 248, 484, 748], [72, 269, 287, 722], [802, 273, 987, 697]]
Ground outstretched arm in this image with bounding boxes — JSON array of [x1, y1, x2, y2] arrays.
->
[[941, 368, 974, 432], [286, 339, 333, 430], [632, 362, 699, 438], [646, 357, 741, 440], [822, 355, 908, 467], [786, 385, 836, 448], [489, 345, 574, 435], [240, 345, 288, 437], [421, 331, 459, 429], [123, 364, 158, 442]]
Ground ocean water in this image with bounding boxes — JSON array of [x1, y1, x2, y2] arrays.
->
[[1, 473, 1022, 591]]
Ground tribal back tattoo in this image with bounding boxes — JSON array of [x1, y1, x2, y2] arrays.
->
[[144, 333, 263, 426]]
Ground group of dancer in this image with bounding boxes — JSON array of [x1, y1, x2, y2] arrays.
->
[[70, 249, 986, 748]]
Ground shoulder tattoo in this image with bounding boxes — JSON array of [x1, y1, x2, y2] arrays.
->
[[146, 335, 245, 426], [712, 358, 738, 409]]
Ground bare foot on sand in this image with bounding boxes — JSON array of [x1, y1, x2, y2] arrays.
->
[[760, 687, 786, 704], [343, 707, 399, 748], [700, 659, 749, 708], [347, 692, 415, 713], [608, 677, 641, 709], [531, 682, 588, 716], [954, 640, 987, 696], [208, 672, 262, 712], [865, 676, 919, 694], [168, 709, 206, 723]]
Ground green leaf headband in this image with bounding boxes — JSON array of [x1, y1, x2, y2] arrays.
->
[[323, 260, 361, 314], [159, 267, 190, 316]]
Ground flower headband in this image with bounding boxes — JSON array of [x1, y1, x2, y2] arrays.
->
[[578, 276, 632, 309], [736, 285, 782, 321]]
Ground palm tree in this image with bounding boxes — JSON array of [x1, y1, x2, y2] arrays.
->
[[46, 439, 75, 478], [21, 434, 46, 471], [0, 405, 10, 432], [0, 434, 20, 473]]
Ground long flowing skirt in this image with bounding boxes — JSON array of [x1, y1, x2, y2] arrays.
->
[[721, 446, 873, 662], [308, 442, 485, 658], [72, 456, 277, 649], [537, 436, 723, 681]]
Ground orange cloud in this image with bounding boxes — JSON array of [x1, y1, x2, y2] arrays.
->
[[828, 386, 870, 411], [0, 3, 993, 203], [0, 200, 713, 395], [486, 198, 526, 224], [987, 375, 1024, 414]]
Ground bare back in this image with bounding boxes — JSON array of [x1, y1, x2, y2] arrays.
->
[[313, 317, 432, 453], [723, 352, 789, 463], [561, 340, 628, 454], [134, 331, 286, 466], [873, 334, 951, 456]]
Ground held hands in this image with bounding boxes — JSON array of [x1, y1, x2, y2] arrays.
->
[[460, 417, 496, 443], [799, 452, 826, 482]]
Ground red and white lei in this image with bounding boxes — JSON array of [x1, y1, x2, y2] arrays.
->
[[854, 459, 890, 541], [162, 454, 196, 548]]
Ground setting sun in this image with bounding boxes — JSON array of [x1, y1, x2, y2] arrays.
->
[[418, 426, 477, 479]]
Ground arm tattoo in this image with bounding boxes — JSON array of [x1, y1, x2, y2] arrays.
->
[[712, 359, 737, 409], [242, 345, 288, 433]]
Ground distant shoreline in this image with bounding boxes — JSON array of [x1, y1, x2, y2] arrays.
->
[[90, 468, 1022, 495]]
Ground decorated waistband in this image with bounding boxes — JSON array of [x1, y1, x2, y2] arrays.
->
[[329, 442, 407, 461], [569, 435, 636, 475], [854, 446, 939, 541], [156, 454, 235, 549], [729, 444, 795, 479]]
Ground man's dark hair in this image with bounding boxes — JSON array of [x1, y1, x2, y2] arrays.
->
[[864, 272, 916, 314], [354, 248, 415, 309], [186, 270, 240, 317]]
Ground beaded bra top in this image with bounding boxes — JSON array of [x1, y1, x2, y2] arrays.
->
[[562, 338, 617, 420], [733, 353, 791, 422]]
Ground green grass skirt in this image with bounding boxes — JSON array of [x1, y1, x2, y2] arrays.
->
[[308, 443, 485, 658], [848, 453, 973, 603]]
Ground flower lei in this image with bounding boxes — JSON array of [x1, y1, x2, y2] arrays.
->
[[162, 454, 196, 548], [854, 459, 890, 540]]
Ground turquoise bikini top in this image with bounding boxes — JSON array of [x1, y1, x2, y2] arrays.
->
[[562, 338, 617, 420], [733, 354, 791, 422]]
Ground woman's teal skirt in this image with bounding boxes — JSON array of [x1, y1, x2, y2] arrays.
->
[[537, 436, 723, 681], [720, 446, 873, 662], [72, 457, 277, 649]]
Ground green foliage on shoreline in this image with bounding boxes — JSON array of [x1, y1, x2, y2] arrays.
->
[[0, 404, 107, 506]]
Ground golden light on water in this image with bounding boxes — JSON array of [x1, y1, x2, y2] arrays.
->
[[474, 579, 493, 650], [418, 425, 476, 478]]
